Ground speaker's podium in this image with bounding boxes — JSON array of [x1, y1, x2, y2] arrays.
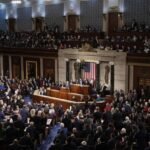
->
[[59, 87, 70, 99], [33, 90, 113, 110], [70, 84, 90, 95], [47, 86, 84, 101]]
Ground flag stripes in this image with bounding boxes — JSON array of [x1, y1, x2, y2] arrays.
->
[[83, 62, 96, 80]]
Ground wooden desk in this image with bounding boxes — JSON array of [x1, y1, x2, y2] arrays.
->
[[60, 87, 70, 93], [59, 91, 68, 99], [81, 85, 90, 95], [70, 84, 80, 94], [68, 93, 83, 102], [48, 89, 60, 98], [33, 94, 73, 110], [33, 90, 113, 111], [47, 88, 83, 101], [70, 84, 90, 95]]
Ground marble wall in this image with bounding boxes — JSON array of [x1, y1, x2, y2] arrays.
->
[[58, 48, 127, 91], [124, 0, 150, 25], [100, 62, 109, 85], [17, 7, 32, 31], [0, 9, 6, 31], [80, 0, 103, 30]]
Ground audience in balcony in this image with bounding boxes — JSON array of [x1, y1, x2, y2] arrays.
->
[[103, 34, 150, 53], [0, 26, 103, 50], [118, 19, 150, 32], [0, 21, 150, 53]]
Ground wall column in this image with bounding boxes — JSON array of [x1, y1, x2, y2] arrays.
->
[[114, 52, 127, 92], [21, 56, 24, 79], [55, 59, 58, 82], [65, 58, 70, 81], [96, 61, 100, 85], [9, 56, 12, 79], [32, 18, 35, 31], [0, 55, 3, 76], [103, 0, 109, 33], [110, 62, 114, 94], [65, 58, 69, 81], [40, 58, 43, 78], [126, 65, 129, 92], [129, 65, 134, 90]]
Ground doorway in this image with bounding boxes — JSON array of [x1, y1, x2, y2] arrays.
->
[[35, 17, 43, 32], [68, 15, 77, 31], [108, 12, 119, 34], [26, 61, 37, 79], [8, 18, 16, 32]]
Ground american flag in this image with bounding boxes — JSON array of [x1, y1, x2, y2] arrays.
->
[[82, 62, 96, 80]]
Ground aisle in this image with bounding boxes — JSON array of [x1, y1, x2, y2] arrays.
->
[[24, 96, 61, 150], [24, 95, 32, 104], [39, 124, 61, 150]]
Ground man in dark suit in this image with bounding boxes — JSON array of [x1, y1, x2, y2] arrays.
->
[[8, 139, 26, 150], [77, 141, 89, 150]]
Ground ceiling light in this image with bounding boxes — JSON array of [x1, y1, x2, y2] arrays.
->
[[11, 0, 22, 4]]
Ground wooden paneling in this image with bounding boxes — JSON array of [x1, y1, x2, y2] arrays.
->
[[3, 55, 9, 77], [68, 15, 77, 31], [70, 84, 90, 95], [43, 59, 55, 81], [48, 89, 60, 98], [23, 57, 40, 79], [35, 17, 43, 32], [110, 32, 150, 37], [33, 94, 113, 111], [60, 87, 70, 93], [12, 56, 21, 79], [127, 55, 150, 64], [8, 18, 16, 32], [0, 47, 58, 57], [108, 12, 119, 34], [68, 93, 83, 102], [47, 88, 83, 101], [134, 66, 150, 88]]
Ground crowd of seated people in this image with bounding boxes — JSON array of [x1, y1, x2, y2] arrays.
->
[[0, 75, 149, 150], [80, 25, 100, 33], [103, 19, 150, 53], [118, 19, 150, 32], [0, 25, 104, 50], [0, 20, 150, 53], [0, 30, 60, 50], [3, 27, 150, 53], [49, 88, 150, 150], [44, 24, 100, 33], [0, 76, 55, 149], [0, 76, 101, 149], [103, 35, 150, 53], [0, 22, 150, 53]]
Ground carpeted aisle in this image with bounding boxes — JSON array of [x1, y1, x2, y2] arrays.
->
[[24, 96, 61, 150], [24, 95, 32, 104], [39, 124, 61, 150]]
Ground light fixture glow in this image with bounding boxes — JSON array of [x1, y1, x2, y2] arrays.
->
[[0, 3, 6, 9], [11, 0, 22, 4]]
